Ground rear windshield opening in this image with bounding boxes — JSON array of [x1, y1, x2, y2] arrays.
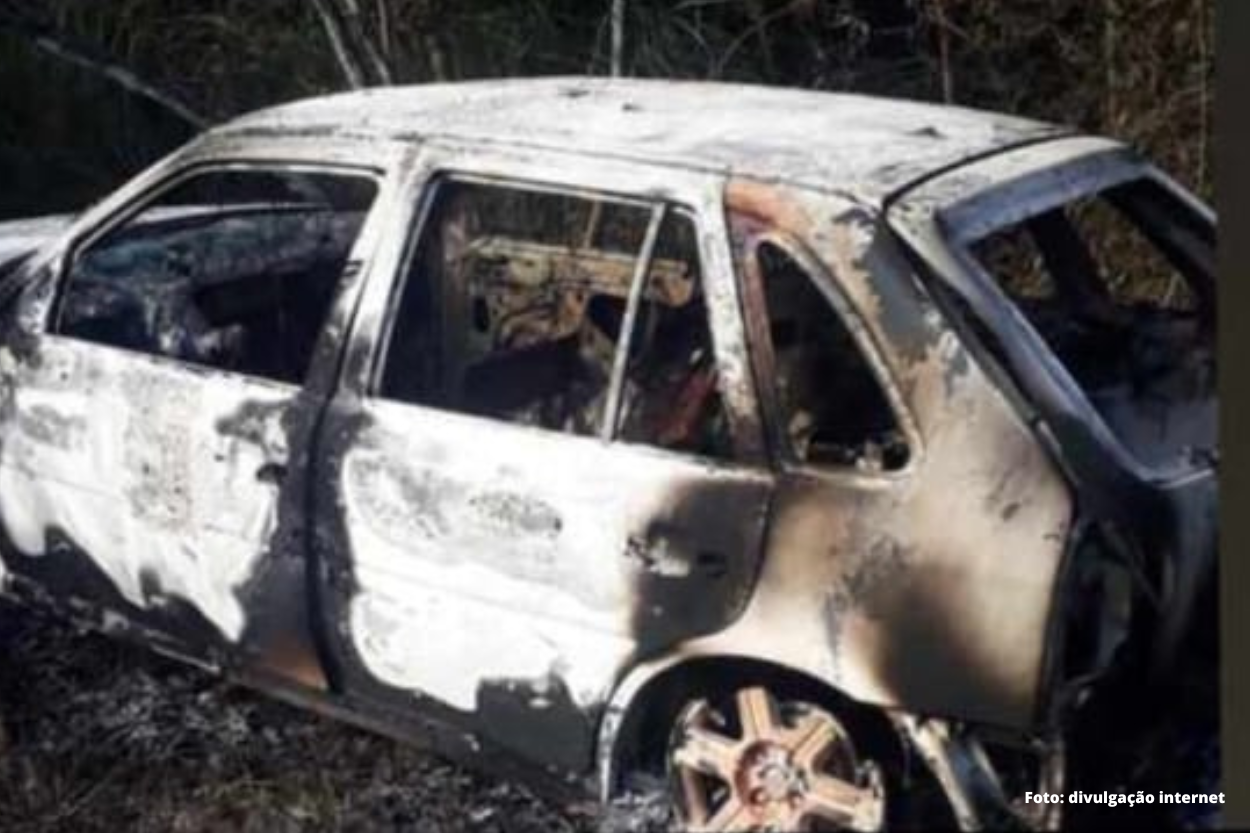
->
[[968, 177, 1215, 473]]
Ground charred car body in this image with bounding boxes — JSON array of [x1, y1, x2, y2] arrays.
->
[[0, 79, 1216, 830]]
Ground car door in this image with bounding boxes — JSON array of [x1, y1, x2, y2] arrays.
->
[[311, 143, 774, 772], [0, 141, 397, 688]]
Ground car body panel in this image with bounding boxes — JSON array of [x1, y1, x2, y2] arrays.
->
[[594, 180, 1073, 733], [887, 138, 1217, 680], [0, 135, 413, 686], [0, 81, 1216, 821], [0, 215, 75, 270], [219, 78, 1066, 205], [308, 142, 773, 773]]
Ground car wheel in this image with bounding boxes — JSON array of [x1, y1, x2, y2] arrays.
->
[[666, 685, 888, 832]]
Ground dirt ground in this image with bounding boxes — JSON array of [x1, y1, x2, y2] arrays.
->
[[0, 602, 609, 833], [0, 599, 1220, 832]]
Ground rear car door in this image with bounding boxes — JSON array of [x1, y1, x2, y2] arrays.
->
[[0, 140, 397, 686], [312, 143, 773, 772]]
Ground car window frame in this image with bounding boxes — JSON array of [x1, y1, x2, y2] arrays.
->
[[735, 227, 918, 481], [366, 169, 756, 467], [47, 159, 387, 394], [892, 142, 1215, 483]]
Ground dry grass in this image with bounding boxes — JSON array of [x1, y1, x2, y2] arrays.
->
[[0, 602, 599, 833], [0, 597, 1222, 831]]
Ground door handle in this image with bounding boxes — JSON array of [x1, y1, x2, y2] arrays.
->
[[626, 527, 729, 580], [696, 550, 728, 578], [256, 461, 288, 484]]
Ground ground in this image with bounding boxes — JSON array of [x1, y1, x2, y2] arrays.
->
[[0, 599, 1220, 832], [0, 602, 606, 833]]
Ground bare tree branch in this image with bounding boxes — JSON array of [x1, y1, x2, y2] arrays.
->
[[747, 0, 779, 80], [424, 33, 449, 81], [336, 0, 393, 85], [1195, 0, 1208, 193], [0, 6, 207, 128], [310, 0, 367, 88], [29, 34, 206, 128], [310, 0, 394, 88], [610, 0, 626, 76], [712, 0, 808, 79], [1103, 0, 1119, 128], [930, 0, 955, 103], [375, 0, 392, 61]]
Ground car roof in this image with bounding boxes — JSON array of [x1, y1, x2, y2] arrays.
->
[[217, 76, 1070, 203]]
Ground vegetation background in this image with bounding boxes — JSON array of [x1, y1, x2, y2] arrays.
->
[[0, 0, 1214, 220], [0, 2, 1219, 831]]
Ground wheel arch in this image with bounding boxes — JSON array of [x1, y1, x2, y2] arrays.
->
[[596, 652, 902, 803]]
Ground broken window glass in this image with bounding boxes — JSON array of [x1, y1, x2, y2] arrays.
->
[[382, 180, 645, 436], [56, 168, 377, 385], [971, 223, 1057, 301], [967, 177, 1215, 472], [380, 179, 733, 457], [752, 242, 907, 472]]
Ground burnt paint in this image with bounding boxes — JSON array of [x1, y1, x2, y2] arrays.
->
[[0, 388, 332, 691], [305, 395, 770, 778], [213, 386, 346, 691], [302, 403, 601, 772], [1, 112, 1185, 818], [886, 143, 1219, 701], [1, 526, 234, 665], [710, 178, 1074, 729], [624, 478, 769, 658], [0, 250, 336, 690]]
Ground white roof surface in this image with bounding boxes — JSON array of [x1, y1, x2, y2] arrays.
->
[[220, 77, 1066, 200]]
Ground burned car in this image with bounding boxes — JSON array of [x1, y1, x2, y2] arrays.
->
[[0, 79, 1216, 831]]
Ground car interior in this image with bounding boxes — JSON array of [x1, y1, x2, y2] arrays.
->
[[969, 178, 1215, 471], [56, 170, 378, 386], [382, 181, 732, 458]]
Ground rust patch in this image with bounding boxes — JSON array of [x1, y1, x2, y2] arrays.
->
[[726, 178, 815, 237]]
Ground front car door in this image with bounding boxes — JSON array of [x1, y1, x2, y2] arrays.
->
[[312, 143, 773, 773], [0, 136, 405, 688]]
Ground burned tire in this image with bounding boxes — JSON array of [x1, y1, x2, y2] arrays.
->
[[664, 685, 889, 832]]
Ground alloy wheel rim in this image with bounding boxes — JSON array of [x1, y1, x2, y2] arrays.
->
[[668, 686, 886, 832]]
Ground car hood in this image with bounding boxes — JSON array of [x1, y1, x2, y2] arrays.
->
[[0, 214, 75, 269]]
